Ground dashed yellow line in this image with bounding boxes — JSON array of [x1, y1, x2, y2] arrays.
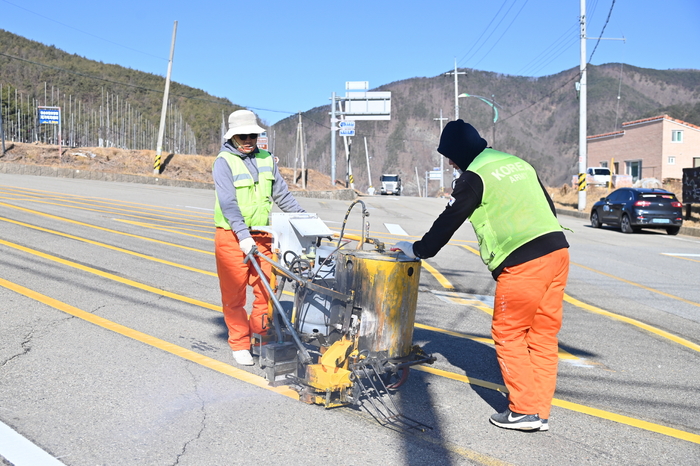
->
[[0, 186, 211, 221], [0, 202, 213, 255], [0, 238, 220, 312], [114, 219, 213, 237], [0, 216, 217, 276], [0, 196, 210, 229]]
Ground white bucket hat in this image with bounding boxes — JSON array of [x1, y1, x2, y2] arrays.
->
[[224, 110, 266, 140]]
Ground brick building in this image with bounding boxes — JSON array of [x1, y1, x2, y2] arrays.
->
[[587, 115, 700, 183]]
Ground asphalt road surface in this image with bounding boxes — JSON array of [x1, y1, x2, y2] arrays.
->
[[1, 174, 699, 466]]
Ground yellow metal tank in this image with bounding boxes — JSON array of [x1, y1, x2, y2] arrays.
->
[[335, 249, 421, 359]]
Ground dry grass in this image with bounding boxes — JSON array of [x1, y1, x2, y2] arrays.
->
[[2, 141, 698, 226], [0, 141, 340, 191]]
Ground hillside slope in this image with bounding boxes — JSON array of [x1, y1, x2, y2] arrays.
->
[[270, 66, 700, 195], [0, 29, 237, 155]]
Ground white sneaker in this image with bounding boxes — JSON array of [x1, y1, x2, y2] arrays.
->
[[232, 349, 254, 366]]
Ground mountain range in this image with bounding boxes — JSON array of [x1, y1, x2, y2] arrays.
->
[[2, 28, 699, 193]]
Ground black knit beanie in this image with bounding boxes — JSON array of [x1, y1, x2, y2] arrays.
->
[[437, 120, 488, 171]]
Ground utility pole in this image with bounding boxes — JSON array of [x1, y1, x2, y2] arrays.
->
[[330, 92, 337, 187], [415, 167, 422, 197], [154, 20, 177, 175], [0, 101, 5, 156], [445, 59, 467, 120], [294, 112, 303, 186], [577, 0, 623, 211], [578, 0, 587, 210], [433, 109, 448, 192], [364, 137, 373, 194]]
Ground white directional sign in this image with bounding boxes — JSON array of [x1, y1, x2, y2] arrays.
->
[[339, 129, 355, 137]]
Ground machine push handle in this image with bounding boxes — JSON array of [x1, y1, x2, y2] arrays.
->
[[243, 248, 313, 364]]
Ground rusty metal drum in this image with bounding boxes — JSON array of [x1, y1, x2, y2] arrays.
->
[[334, 249, 421, 359]]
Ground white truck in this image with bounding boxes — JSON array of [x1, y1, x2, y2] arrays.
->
[[586, 167, 612, 187], [380, 174, 402, 196]]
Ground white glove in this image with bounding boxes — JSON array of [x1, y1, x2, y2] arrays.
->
[[239, 237, 256, 255], [391, 241, 416, 259]]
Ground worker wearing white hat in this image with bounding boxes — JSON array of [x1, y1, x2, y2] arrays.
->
[[213, 109, 305, 366]]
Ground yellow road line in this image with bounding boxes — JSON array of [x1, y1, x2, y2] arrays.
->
[[115, 219, 213, 236], [414, 365, 700, 444], [0, 276, 297, 400], [329, 226, 478, 244], [564, 294, 700, 353], [420, 260, 455, 290], [4, 227, 696, 446], [0, 216, 217, 276], [0, 201, 213, 255], [460, 244, 481, 256], [416, 319, 579, 361], [572, 261, 700, 309], [0, 238, 221, 312], [112, 218, 214, 242], [0, 196, 210, 228], [0, 186, 212, 220], [551, 398, 700, 444], [0, 277, 510, 466], [415, 323, 492, 344], [661, 253, 700, 264]]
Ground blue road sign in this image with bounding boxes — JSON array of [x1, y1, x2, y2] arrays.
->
[[38, 107, 60, 125]]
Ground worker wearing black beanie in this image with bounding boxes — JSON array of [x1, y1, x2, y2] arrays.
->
[[392, 121, 570, 432], [437, 119, 488, 171]]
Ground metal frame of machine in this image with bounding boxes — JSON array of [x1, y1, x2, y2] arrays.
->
[[245, 201, 435, 430]]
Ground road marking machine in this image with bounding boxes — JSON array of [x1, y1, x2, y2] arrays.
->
[[244, 200, 435, 431]]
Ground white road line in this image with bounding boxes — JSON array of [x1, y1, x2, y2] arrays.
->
[[384, 223, 408, 236], [0, 421, 65, 465], [662, 253, 700, 257]]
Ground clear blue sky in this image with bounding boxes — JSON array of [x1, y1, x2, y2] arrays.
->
[[2, 0, 698, 126]]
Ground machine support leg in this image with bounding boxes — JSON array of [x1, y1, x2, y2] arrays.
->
[[244, 248, 312, 364]]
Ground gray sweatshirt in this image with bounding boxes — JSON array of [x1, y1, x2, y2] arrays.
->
[[213, 140, 305, 241]]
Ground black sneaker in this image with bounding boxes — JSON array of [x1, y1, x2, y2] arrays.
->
[[489, 409, 542, 431], [539, 419, 549, 431]]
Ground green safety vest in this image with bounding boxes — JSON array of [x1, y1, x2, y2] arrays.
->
[[213, 150, 275, 229], [467, 149, 562, 271]]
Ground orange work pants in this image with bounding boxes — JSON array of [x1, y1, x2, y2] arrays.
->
[[491, 248, 570, 420], [214, 228, 272, 351]]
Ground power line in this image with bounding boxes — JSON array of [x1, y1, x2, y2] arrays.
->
[[457, 0, 510, 66], [501, 0, 618, 123], [516, 23, 579, 76], [459, 0, 520, 67], [470, 0, 531, 70], [0, 0, 168, 61], [587, 0, 617, 64]]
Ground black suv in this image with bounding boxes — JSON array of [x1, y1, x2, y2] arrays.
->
[[590, 188, 683, 235]]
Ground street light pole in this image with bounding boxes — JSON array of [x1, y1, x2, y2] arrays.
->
[[458, 93, 500, 146], [445, 59, 466, 120]]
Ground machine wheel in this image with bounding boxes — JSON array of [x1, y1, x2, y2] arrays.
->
[[590, 210, 602, 228], [666, 226, 680, 235], [620, 214, 635, 234]]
